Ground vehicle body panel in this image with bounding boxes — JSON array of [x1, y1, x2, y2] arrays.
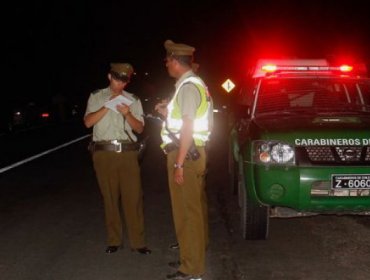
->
[[231, 60, 370, 225]]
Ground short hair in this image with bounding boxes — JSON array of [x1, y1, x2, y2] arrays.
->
[[171, 55, 193, 68]]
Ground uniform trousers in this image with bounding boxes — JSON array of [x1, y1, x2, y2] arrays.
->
[[93, 150, 146, 249], [167, 147, 208, 276]]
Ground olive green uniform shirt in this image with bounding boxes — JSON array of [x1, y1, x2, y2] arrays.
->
[[85, 87, 144, 141]]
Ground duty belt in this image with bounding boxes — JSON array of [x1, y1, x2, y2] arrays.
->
[[163, 142, 205, 161], [89, 140, 139, 153], [163, 143, 178, 154]]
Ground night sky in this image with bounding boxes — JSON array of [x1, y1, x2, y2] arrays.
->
[[4, 0, 370, 107]]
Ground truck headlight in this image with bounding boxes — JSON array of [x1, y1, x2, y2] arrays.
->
[[271, 143, 294, 163], [254, 141, 295, 165]]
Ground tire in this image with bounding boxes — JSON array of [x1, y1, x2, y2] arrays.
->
[[228, 144, 238, 195], [239, 171, 269, 240]]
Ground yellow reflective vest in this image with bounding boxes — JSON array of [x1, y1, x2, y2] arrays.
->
[[161, 76, 212, 147]]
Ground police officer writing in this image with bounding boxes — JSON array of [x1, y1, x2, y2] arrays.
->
[[157, 40, 213, 280], [84, 63, 151, 255]]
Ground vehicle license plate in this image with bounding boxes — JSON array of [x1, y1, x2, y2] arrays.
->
[[332, 174, 370, 189]]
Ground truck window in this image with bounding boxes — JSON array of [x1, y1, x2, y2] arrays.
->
[[255, 79, 370, 114]]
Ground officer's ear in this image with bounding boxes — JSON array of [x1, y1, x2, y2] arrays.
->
[[171, 57, 181, 67], [108, 73, 112, 81]]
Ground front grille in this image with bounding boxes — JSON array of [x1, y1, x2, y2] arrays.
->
[[335, 146, 363, 162], [298, 146, 370, 165], [306, 146, 335, 162]]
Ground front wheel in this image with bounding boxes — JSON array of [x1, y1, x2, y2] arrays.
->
[[239, 172, 269, 240]]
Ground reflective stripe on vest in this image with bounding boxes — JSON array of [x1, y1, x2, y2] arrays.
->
[[161, 76, 211, 147]]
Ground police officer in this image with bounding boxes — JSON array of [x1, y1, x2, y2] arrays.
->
[[166, 61, 212, 252], [158, 40, 213, 280], [84, 63, 151, 255]]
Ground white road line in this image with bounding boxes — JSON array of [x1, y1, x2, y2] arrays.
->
[[0, 134, 91, 174]]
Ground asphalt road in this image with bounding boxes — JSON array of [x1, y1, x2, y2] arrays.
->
[[1, 115, 370, 280]]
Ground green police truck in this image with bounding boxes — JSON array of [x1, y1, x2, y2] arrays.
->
[[228, 59, 370, 240]]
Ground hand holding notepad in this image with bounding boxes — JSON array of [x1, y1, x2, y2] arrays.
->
[[104, 95, 134, 113]]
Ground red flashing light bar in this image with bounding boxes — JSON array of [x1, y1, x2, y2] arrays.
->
[[261, 64, 354, 73], [252, 59, 367, 78], [261, 64, 277, 72], [339, 65, 353, 72]]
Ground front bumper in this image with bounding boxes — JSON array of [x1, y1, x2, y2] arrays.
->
[[252, 164, 370, 212]]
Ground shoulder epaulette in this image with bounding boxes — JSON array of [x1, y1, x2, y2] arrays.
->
[[131, 94, 139, 100], [91, 89, 102, 95], [123, 90, 139, 101]]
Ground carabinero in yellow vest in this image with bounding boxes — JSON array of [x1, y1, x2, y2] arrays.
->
[[160, 39, 213, 280], [161, 76, 212, 149]]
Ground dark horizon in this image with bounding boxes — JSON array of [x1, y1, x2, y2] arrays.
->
[[4, 0, 370, 107]]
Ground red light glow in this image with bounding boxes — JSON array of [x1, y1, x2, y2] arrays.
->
[[339, 65, 353, 72], [262, 64, 277, 72]]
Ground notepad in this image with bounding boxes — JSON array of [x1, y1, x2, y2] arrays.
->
[[104, 95, 134, 113]]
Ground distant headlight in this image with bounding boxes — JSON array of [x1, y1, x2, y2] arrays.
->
[[254, 141, 295, 165]]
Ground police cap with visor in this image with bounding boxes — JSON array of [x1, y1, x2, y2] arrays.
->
[[164, 40, 195, 57], [110, 63, 134, 82]]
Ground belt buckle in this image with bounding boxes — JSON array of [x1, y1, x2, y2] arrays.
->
[[111, 140, 122, 153]]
